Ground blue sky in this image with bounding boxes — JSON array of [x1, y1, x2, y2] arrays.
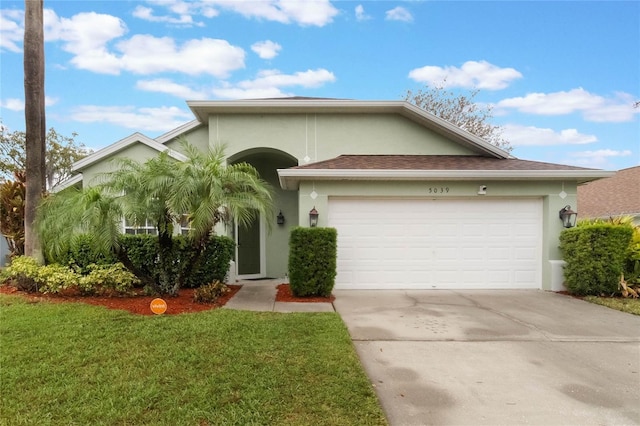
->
[[1, 0, 638, 171]]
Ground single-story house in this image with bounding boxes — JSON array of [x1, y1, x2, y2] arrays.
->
[[577, 166, 640, 225], [57, 98, 613, 290]]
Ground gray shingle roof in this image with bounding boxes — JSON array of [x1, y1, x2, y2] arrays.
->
[[578, 166, 640, 218], [292, 155, 597, 171]]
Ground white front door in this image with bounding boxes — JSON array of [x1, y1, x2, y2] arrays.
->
[[328, 198, 542, 290]]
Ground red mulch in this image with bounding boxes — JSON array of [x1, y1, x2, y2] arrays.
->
[[0, 284, 241, 316], [275, 283, 335, 303]]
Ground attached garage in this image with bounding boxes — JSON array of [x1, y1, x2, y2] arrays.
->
[[328, 197, 542, 290]]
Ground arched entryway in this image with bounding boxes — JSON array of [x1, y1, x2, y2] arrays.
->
[[229, 148, 298, 279]]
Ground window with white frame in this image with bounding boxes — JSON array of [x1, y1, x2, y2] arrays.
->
[[179, 214, 192, 236], [123, 218, 157, 235]]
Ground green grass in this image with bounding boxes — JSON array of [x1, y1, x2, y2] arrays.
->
[[0, 295, 386, 425], [584, 296, 640, 315]]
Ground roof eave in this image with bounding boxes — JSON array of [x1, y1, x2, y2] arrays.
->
[[51, 173, 82, 193], [277, 169, 615, 190]]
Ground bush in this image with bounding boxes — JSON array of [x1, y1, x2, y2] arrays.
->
[[38, 264, 80, 294], [52, 234, 117, 273], [78, 263, 139, 296], [177, 235, 235, 288], [288, 227, 337, 297], [193, 280, 230, 303], [1, 256, 79, 294], [0, 255, 40, 291], [625, 224, 640, 285], [38, 233, 235, 291], [560, 223, 634, 296], [0, 256, 136, 296]]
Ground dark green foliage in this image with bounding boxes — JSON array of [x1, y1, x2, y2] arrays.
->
[[50, 234, 117, 273], [288, 227, 337, 297], [560, 224, 634, 295], [175, 235, 235, 288], [193, 280, 230, 303], [49, 233, 234, 291]]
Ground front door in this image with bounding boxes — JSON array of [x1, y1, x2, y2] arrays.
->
[[235, 215, 265, 279]]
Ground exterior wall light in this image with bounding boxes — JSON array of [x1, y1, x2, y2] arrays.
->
[[559, 205, 578, 228], [309, 206, 319, 227], [277, 211, 285, 225]]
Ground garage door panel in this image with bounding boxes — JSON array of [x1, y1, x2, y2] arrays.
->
[[329, 198, 542, 290]]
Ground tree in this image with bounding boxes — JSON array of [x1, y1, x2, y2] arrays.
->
[[0, 126, 89, 188], [37, 141, 274, 295], [23, 0, 46, 259], [404, 85, 512, 153]]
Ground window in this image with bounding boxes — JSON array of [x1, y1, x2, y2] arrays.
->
[[179, 214, 192, 236], [123, 218, 157, 235]]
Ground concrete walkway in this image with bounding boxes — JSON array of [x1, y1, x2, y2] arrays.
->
[[224, 279, 335, 313]]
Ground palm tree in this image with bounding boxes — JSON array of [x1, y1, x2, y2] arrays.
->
[[37, 141, 273, 295]]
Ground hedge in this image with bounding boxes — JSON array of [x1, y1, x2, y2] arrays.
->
[[288, 227, 337, 297], [49, 233, 235, 288], [560, 223, 633, 295]]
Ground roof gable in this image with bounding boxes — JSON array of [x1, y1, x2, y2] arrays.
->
[[187, 99, 511, 159], [72, 132, 188, 173]]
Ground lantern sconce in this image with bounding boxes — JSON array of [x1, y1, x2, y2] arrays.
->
[[277, 211, 285, 226], [309, 206, 319, 227], [559, 205, 578, 228]]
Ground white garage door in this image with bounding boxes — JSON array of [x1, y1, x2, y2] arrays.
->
[[328, 198, 542, 290]]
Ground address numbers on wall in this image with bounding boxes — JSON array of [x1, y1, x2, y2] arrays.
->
[[427, 187, 450, 194]]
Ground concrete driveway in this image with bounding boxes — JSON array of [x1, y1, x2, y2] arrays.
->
[[333, 290, 640, 426]]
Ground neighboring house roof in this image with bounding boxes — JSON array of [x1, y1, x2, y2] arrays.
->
[[187, 99, 511, 159], [577, 166, 640, 218], [278, 155, 613, 190]]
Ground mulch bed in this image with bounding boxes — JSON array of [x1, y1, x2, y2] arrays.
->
[[0, 284, 242, 316], [275, 283, 335, 303]]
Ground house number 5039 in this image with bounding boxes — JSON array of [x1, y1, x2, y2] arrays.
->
[[427, 187, 449, 194]]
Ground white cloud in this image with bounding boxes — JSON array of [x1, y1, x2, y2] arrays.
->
[[115, 36, 245, 77], [140, 0, 338, 27], [496, 88, 639, 122], [132, 5, 199, 26], [567, 149, 633, 169], [213, 68, 336, 99], [408, 60, 523, 90], [355, 5, 371, 21], [0, 9, 24, 52], [71, 105, 193, 132], [502, 124, 597, 147], [1, 98, 25, 111], [251, 40, 282, 59], [1, 96, 58, 111], [9, 9, 245, 77], [136, 79, 206, 99], [385, 7, 413, 22]]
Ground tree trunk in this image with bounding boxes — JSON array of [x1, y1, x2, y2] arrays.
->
[[23, 0, 46, 261]]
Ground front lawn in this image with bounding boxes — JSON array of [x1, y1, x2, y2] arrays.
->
[[0, 295, 386, 425], [584, 296, 640, 315]]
